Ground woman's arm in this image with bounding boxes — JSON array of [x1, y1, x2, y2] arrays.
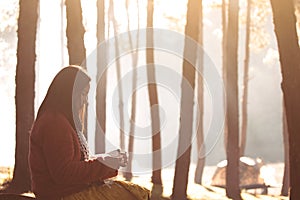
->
[[41, 114, 117, 185]]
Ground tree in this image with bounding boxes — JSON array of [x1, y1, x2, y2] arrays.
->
[[225, 0, 241, 199], [171, 0, 201, 199], [194, 0, 205, 185], [65, 0, 87, 138], [65, 0, 86, 67], [124, 0, 140, 181], [222, 0, 229, 151], [281, 101, 289, 196], [95, 0, 107, 154], [240, 0, 252, 156], [2, 0, 38, 194], [108, 0, 126, 152], [146, 0, 162, 187], [270, 0, 300, 198]]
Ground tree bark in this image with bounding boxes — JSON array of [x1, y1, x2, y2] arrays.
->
[[3, 0, 38, 194], [65, 0, 86, 67], [65, 0, 87, 138], [240, 0, 251, 156], [172, 0, 201, 199], [194, 0, 205, 185], [281, 100, 290, 196], [95, 0, 107, 154], [108, 0, 126, 153], [124, 0, 140, 181], [222, 0, 228, 151], [270, 0, 300, 198], [146, 0, 163, 186], [225, 0, 241, 199]]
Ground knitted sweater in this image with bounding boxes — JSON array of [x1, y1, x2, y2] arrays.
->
[[29, 111, 116, 200]]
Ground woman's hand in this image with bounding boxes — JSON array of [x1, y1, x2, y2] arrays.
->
[[107, 149, 128, 167], [102, 167, 118, 180], [97, 155, 121, 170]]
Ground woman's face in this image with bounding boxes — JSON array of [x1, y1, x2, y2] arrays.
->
[[74, 84, 90, 120]]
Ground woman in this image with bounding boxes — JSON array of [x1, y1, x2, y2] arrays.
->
[[29, 66, 149, 200]]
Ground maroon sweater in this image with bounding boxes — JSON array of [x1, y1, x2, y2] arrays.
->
[[29, 111, 116, 199]]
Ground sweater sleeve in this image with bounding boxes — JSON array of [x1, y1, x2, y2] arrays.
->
[[41, 114, 117, 185]]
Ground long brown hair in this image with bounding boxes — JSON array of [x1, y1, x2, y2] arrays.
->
[[36, 65, 91, 131]]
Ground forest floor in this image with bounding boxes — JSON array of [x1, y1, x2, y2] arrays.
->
[[0, 163, 289, 200]]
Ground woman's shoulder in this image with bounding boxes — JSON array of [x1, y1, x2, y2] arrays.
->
[[40, 110, 67, 122], [34, 110, 71, 129]]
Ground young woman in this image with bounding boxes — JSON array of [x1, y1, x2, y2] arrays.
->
[[29, 66, 149, 200]]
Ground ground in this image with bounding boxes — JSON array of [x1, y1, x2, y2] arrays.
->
[[0, 164, 289, 200]]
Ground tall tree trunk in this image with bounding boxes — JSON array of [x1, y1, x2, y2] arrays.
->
[[65, 0, 88, 138], [222, 0, 228, 151], [109, 0, 126, 152], [2, 0, 38, 194], [270, 0, 300, 198], [281, 100, 290, 196], [65, 0, 86, 67], [225, 0, 241, 199], [194, 0, 205, 185], [194, 77, 205, 185], [146, 0, 162, 186], [95, 0, 107, 154], [171, 0, 200, 199], [124, 0, 140, 181], [240, 0, 251, 156]]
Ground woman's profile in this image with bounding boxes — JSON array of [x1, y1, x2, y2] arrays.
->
[[29, 65, 149, 200]]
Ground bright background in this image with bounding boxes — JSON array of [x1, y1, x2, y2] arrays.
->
[[0, 0, 285, 172]]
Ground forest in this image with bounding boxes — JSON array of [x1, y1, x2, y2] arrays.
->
[[0, 0, 300, 199]]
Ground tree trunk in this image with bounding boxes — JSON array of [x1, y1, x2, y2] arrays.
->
[[146, 0, 163, 186], [222, 0, 228, 151], [2, 0, 38, 194], [109, 0, 126, 152], [171, 0, 200, 199], [281, 100, 290, 196], [65, 0, 87, 138], [95, 0, 107, 154], [194, 78, 205, 184], [270, 0, 300, 198], [124, 0, 140, 181], [240, 0, 251, 156], [194, 0, 205, 185], [65, 0, 86, 67], [225, 0, 241, 199]]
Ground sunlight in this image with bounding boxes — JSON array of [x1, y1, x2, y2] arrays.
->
[[260, 165, 277, 186], [0, 0, 292, 198], [0, 0, 17, 167]]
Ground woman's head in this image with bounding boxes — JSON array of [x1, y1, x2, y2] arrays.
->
[[37, 65, 91, 130]]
